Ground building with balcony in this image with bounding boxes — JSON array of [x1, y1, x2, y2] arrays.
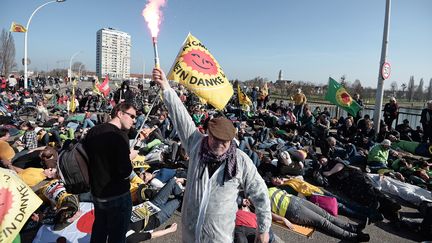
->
[[96, 28, 131, 79]]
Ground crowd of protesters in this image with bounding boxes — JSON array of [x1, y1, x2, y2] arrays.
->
[[1, 70, 432, 243]]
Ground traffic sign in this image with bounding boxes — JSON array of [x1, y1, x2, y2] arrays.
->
[[381, 62, 391, 80]]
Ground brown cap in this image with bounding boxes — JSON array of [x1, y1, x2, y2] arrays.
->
[[207, 117, 236, 141]]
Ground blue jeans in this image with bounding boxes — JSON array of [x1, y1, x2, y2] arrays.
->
[[83, 118, 95, 129], [91, 192, 132, 243], [151, 178, 182, 224]]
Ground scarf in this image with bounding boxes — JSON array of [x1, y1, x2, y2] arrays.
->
[[200, 136, 237, 181]]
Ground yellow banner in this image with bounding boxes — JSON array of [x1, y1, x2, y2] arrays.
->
[[132, 155, 150, 170], [260, 82, 268, 100], [0, 168, 43, 242], [167, 33, 233, 110], [237, 84, 252, 106], [10, 22, 27, 33], [70, 85, 76, 113]]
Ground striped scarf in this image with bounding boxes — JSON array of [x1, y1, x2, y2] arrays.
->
[[200, 136, 237, 180]]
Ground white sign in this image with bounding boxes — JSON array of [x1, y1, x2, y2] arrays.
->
[[381, 62, 391, 80]]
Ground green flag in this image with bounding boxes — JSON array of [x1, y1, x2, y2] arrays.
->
[[325, 77, 361, 116]]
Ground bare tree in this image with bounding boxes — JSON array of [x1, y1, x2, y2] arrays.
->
[[400, 83, 407, 98], [0, 29, 16, 75], [351, 79, 363, 95], [415, 78, 424, 101], [427, 78, 432, 101], [340, 75, 347, 87], [407, 76, 415, 102], [72, 61, 83, 72], [390, 81, 398, 97]]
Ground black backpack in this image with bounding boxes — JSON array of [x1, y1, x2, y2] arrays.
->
[[57, 141, 90, 194]]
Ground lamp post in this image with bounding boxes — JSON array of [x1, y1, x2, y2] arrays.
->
[[69, 51, 81, 83], [78, 63, 85, 81], [24, 0, 66, 89]]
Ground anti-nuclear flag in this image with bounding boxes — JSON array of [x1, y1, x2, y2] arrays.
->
[[0, 168, 43, 242], [98, 76, 110, 97], [325, 77, 361, 116], [70, 80, 77, 113], [260, 82, 268, 99], [167, 33, 233, 110], [237, 84, 252, 106], [92, 76, 102, 96], [10, 22, 26, 33]]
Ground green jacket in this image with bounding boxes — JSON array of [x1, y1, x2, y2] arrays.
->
[[367, 144, 389, 164]]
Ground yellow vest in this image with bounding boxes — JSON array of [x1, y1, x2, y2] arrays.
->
[[268, 187, 291, 217]]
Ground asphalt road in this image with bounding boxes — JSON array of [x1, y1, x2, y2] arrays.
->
[[144, 204, 429, 243]]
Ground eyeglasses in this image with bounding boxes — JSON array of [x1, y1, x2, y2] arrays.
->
[[123, 111, 136, 120]]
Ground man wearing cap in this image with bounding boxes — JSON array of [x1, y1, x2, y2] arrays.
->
[[152, 68, 271, 243], [367, 139, 396, 172]]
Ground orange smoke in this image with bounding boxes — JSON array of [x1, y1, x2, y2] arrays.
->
[[142, 0, 166, 37]]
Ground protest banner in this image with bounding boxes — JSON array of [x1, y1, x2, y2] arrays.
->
[[168, 33, 233, 110], [0, 168, 42, 242]]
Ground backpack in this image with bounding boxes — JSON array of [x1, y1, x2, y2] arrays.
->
[[57, 142, 90, 194]]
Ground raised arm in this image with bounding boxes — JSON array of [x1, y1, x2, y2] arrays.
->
[[152, 68, 202, 153]]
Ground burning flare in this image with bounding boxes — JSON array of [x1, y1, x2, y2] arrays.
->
[[142, 0, 166, 37]]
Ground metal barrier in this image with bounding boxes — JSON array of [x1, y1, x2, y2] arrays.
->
[[305, 101, 422, 128]]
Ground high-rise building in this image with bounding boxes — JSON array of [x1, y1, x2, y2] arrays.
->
[[96, 28, 131, 79]]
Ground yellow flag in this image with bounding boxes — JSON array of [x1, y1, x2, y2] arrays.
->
[[237, 84, 252, 106], [260, 82, 269, 100], [10, 22, 27, 33], [70, 84, 76, 113], [93, 77, 102, 95], [0, 168, 43, 242], [167, 33, 233, 110]]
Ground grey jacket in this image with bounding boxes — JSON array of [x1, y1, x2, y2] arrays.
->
[[163, 88, 271, 243]]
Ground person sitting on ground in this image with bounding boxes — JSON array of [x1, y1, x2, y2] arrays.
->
[[16, 121, 38, 152], [336, 116, 357, 144], [357, 114, 371, 134], [367, 139, 399, 173], [395, 119, 415, 141], [324, 136, 366, 167]]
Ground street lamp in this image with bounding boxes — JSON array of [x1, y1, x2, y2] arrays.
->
[[78, 63, 85, 80], [69, 51, 82, 83], [24, 0, 66, 89]]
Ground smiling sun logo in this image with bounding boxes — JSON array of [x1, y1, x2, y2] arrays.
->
[[335, 88, 352, 107], [167, 33, 233, 110], [182, 49, 218, 76]]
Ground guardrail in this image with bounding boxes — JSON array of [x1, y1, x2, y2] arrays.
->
[[304, 101, 422, 128]]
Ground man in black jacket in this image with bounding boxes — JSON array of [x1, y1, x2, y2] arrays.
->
[[84, 102, 137, 243]]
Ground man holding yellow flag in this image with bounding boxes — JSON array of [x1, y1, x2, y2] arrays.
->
[[153, 67, 271, 243]]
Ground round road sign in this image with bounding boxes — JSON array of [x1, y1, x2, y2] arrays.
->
[[382, 62, 391, 80]]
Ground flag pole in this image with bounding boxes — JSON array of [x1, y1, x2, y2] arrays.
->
[[373, 0, 391, 135], [130, 36, 162, 148]]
